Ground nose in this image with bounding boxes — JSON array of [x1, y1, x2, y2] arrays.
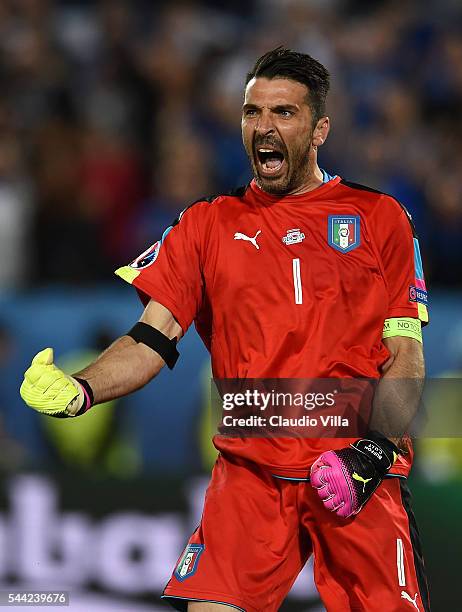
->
[[255, 109, 275, 134]]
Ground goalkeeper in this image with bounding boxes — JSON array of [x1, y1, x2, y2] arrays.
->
[[21, 47, 430, 611]]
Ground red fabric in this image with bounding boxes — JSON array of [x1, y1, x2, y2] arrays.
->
[[163, 454, 426, 612], [126, 178, 425, 477]]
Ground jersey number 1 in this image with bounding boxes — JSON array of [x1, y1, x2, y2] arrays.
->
[[292, 258, 303, 304]]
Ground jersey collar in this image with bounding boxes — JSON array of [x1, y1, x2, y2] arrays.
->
[[249, 173, 341, 204]]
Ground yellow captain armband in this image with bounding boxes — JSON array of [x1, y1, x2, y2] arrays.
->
[[382, 317, 422, 343]]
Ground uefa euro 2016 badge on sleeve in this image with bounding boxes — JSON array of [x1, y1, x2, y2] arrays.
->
[[129, 241, 161, 269]]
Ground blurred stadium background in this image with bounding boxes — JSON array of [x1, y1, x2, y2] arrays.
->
[[0, 0, 461, 610]]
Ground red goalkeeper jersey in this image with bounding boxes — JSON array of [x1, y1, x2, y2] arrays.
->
[[116, 176, 428, 478]]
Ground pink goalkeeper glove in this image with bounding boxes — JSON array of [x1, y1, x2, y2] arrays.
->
[[310, 436, 399, 518]]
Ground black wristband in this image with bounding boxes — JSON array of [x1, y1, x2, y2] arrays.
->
[[74, 377, 94, 413]]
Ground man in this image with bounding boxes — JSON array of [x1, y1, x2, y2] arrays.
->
[[21, 48, 430, 611]]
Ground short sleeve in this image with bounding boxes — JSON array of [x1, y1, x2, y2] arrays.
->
[[115, 203, 207, 333], [377, 200, 429, 324]]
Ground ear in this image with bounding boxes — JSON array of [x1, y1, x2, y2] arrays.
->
[[312, 116, 330, 147]]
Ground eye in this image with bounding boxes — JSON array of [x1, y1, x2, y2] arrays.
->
[[278, 109, 293, 118], [243, 108, 258, 117]]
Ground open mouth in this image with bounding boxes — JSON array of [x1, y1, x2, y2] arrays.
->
[[256, 147, 285, 175]]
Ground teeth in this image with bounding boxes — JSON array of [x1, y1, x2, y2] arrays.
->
[[258, 148, 274, 152]]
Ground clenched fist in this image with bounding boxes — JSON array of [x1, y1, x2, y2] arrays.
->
[[20, 348, 87, 417]]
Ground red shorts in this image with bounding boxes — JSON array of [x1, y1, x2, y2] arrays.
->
[[163, 454, 430, 612]]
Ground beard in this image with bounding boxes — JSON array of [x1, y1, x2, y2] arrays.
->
[[247, 137, 314, 195]]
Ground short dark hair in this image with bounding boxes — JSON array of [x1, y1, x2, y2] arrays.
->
[[245, 46, 330, 124]]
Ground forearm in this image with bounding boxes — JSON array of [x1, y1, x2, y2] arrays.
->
[[371, 338, 425, 445], [311, 337, 425, 519], [20, 300, 182, 417], [73, 335, 165, 404]]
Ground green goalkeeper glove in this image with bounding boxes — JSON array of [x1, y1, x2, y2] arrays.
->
[[20, 348, 93, 417]]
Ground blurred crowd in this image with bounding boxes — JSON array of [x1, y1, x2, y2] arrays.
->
[[0, 0, 461, 289]]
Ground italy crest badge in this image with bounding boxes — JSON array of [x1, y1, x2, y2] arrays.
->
[[174, 544, 205, 581], [328, 215, 361, 253]]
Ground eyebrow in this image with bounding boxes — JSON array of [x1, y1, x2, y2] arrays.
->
[[242, 103, 300, 112], [272, 104, 299, 112]]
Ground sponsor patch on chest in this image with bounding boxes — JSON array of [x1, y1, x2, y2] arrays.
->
[[282, 228, 305, 245]]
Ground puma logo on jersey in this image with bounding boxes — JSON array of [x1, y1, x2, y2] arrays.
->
[[401, 591, 419, 610], [352, 472, 372, 492], [234, 230, 261, 250]]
